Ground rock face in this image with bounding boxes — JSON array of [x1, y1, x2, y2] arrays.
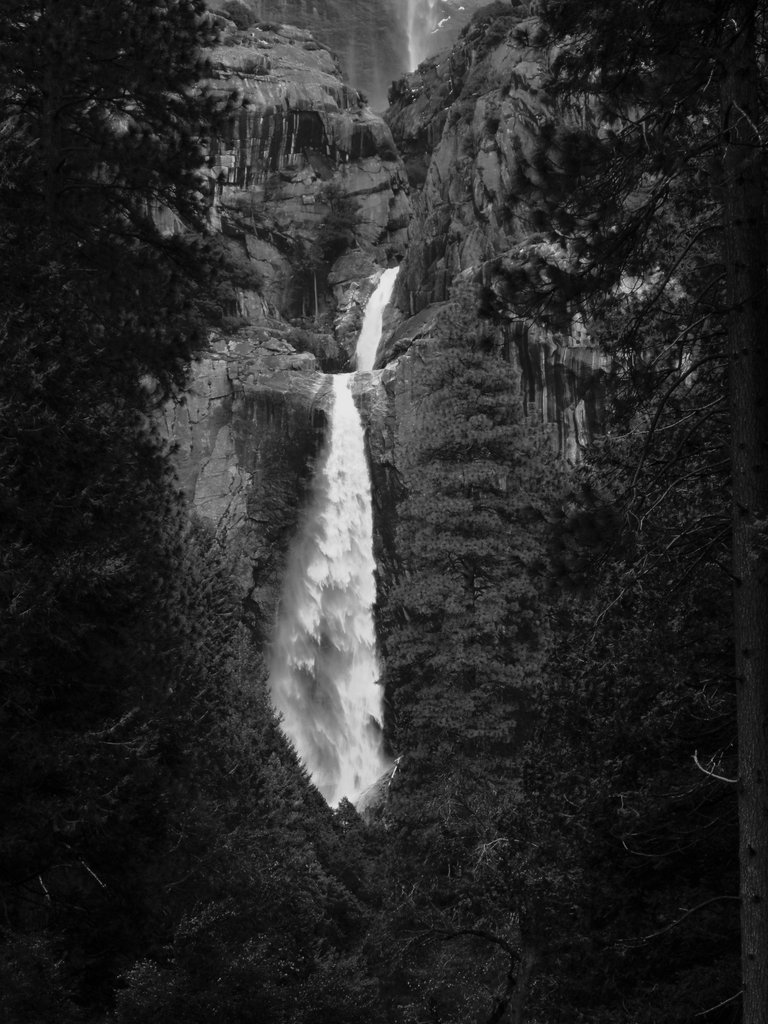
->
[[383, 5, 607, 460], [202, 21, 409, 322], [234, 0, 408, 111], [209, 0, 491, 110], [386, 9, 549, 309], [164, 330, 332, 646]]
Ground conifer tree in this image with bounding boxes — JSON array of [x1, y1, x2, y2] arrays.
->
[[510, 4, 768, 1017], [0, 9, 390, 1021], [0, 0, 229, 392], [0, 1, 238, 1012], [378, 294, 566, 1023]]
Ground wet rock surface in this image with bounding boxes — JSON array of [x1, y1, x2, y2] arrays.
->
[[202, 21, 409, 319]]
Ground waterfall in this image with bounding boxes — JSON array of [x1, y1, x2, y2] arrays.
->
[[268, 274, 398, 805], [406, 0, 441, 70], [356, 267, 399, 372]]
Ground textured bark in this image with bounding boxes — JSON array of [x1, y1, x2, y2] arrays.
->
[[483, 942, 537, 1024], [720, 5, 768, 1021]]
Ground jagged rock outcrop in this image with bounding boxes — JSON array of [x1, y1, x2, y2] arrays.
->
[[328, 252, 382, 360], [383, 5, 607, 459], [386, 8, 553, 309]]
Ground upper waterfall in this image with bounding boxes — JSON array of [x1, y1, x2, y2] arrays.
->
[[406, 0, 441, 69], [356, 267, 399, 372]]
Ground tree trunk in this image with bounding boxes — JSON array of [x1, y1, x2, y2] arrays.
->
[[720, 5, 768, 1021], [483, 943, 536, 1024], [507, 943, 537, 1024]]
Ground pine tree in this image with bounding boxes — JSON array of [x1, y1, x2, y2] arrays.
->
[[513, 4, 768, 1017], [0, 1, 237, 1012], [0, 10, 392, 1020], [378, 293, 567, 1023], [0, 0, 230, 393]]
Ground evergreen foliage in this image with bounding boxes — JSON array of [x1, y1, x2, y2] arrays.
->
[[487, 1, 760, 1018], [523, 329, 739, 1019], [376, 293, 568, 1023], [0, 0, 239, 394], [0, 4, 381, 1021]]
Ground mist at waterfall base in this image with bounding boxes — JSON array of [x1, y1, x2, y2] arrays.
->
[[267, 272, 399, 806]]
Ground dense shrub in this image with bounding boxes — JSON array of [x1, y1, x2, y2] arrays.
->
[[221, 0, 255, 30]]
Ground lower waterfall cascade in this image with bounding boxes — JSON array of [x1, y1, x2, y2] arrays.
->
[[267, 272, 399, 806]]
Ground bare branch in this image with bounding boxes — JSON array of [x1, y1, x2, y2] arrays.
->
[[628, 355, 726, 492], [38, 875, 51, 904], [694, 989, 743, 1017], [693, 750, 738, 784], [630, 895, 740, 944], [80, 860, 107, 889]]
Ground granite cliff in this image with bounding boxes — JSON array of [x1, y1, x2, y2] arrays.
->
[[203, 20, 409, 325], [383, 3, 606, 459], [208, 0, 491, 110]]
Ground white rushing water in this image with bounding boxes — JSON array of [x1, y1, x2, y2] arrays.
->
[[356, 267, 399, 372], [406, 0, 441, 70], [268, 273, 398, 805]]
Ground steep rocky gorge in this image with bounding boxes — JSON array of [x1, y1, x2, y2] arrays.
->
[[169, 6, 607, 654]]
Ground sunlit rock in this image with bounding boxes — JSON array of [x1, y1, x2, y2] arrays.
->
[[200, 21, 409, 318]]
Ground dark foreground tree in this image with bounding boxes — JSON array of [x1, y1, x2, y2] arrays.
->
[[0, 0, 236, 393], [0, 7, 391, 1021], [511, 3, 768, 1018], [523, 315, 740, 1021], [0, 0, 230, 1014]]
